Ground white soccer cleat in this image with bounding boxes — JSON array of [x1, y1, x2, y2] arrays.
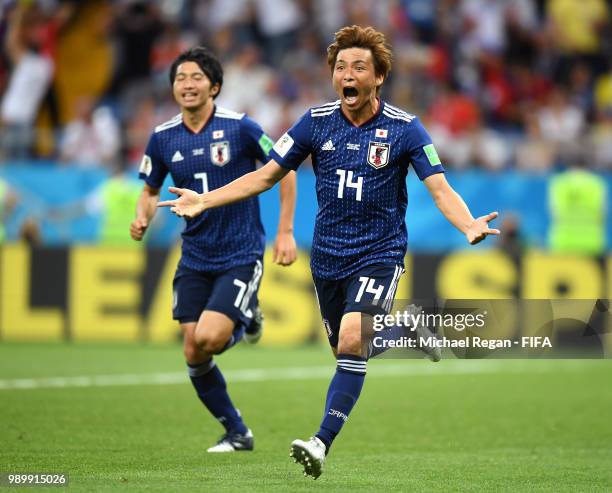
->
[[244, 306, 264, 344], [289, 436, 326, 479], [406, 304, 442, 362], [207, 428, 254, 452]]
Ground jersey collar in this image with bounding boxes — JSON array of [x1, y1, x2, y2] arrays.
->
[[181, 104, 216, 135], [339, 97, 383, 128]]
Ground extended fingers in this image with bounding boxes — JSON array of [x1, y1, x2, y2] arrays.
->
[[168, 186, 184, 196], [157, 199, 176, 208]]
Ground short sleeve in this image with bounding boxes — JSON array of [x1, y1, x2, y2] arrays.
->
[[406, 118, 445, 181], [268, 110, 313, 171], [138, 132, 168, 189], [240, 115, 274, 163]]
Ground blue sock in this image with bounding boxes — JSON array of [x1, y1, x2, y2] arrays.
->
[[315, 354, 366, 451], [188, 359, 247, 435]]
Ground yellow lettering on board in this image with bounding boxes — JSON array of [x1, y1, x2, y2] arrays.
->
[[69, 247, 143, 341]]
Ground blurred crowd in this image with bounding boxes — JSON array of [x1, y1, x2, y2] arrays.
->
[[1, 0, 612, 172]]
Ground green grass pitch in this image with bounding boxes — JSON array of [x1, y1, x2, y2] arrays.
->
[[0, 342, 611, 492]]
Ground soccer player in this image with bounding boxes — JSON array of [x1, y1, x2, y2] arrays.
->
[[157, 27, 500, 477], [130, 47, 297, 453]]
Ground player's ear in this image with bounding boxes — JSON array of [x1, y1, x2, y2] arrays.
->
[[210, 84, 220, 98], [375, 73, 384, 90]]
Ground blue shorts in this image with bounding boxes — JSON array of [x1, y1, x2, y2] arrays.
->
[[172, 260, 263, 329], [313, 263, 404, 347]]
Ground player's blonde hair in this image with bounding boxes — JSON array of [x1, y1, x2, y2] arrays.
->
[[327, 25, 392, 94]]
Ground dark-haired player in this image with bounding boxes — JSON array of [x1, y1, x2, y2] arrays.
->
[[157, 28, 499, 476], [130, 47, 297, 453]]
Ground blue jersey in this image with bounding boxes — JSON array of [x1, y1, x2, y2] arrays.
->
[[269, 100, 445, 280], [139, 106, 273, 272]]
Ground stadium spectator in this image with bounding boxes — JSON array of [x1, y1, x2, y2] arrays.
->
[[458, 0, 509, 55], [59, 97, 121, 168], [215, 43, 274, 114], [251, 0, 304, 64], [89, 165, 142, 246], [0, 4, 54, 159], [546, 0, 610, 78], [503, 0, 540, 66], [548, 158, 608, 255], [109, 0, 163, 96], [536, 86, 585, 152], [514, 113, 557, 171]]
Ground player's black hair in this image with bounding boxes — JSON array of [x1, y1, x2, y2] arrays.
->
[[169, 47, 224, 99]]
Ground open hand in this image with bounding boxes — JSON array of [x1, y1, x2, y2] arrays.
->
[[157, 187, 205, 219], [466, 211, 500, 245]]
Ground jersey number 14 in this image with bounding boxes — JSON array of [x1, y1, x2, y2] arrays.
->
[[336, 169, 363, 201]]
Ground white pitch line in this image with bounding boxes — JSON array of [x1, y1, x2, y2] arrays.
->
[[0, 359, 598, 391]]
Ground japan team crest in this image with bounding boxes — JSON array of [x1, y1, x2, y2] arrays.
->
[[210, 141, 230, 166], [367, 141, 390, 169]]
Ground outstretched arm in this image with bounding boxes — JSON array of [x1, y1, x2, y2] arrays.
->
[[130, 184, 160, 241], [423, 173, 500, 245], [273, 171, 297, 266], [158, 160, 289, 219], [5, 5, 25, 64]]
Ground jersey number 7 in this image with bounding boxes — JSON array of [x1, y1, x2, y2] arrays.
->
[[194, 172, 209, 193]]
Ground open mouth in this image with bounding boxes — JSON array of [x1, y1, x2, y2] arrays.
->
[[183, 92, 198, 101], [343, 87, 359, 104]]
